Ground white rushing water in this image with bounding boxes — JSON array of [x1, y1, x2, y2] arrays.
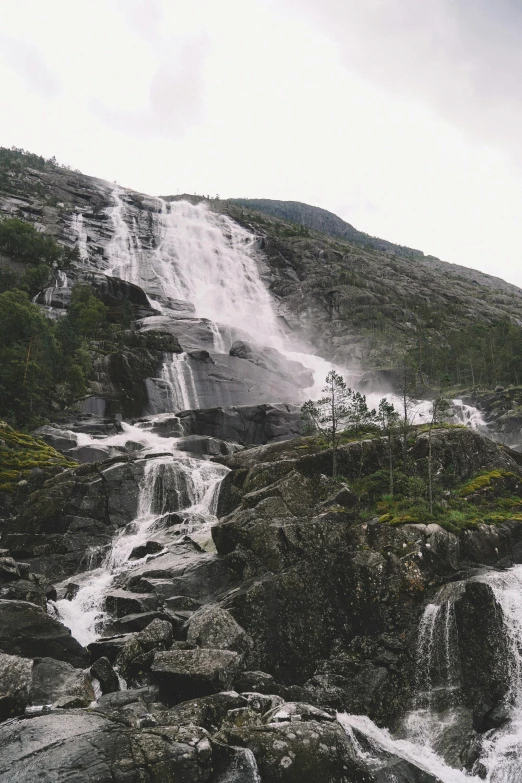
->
[[476, 566, 522, 782], [338, 713, 476, 783], [346, 567, 522, 781], [72, 211, 89, 262], [54, 419, 228, 646]]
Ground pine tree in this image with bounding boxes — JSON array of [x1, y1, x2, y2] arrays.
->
[[301, 370, 352, 478]]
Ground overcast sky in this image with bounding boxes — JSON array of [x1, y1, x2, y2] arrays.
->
[[2, 0, 522, 286]]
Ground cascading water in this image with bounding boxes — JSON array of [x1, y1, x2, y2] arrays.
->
[[403, 582, 465, 753], [476, 566, 522, 782], [56, 188, 489, 663], [54, 421, 228, 647], [152, 198, 281, 341], [105, 188, 145, 285], [340, 567, 522, 782], [72, 212, 89, 262], [104, 188, 343, 402], [160, 353, 199, 412]]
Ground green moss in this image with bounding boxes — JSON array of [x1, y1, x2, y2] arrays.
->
[[389, 514, 418, 526], [0, 421, 77, 493], [459, 470, 518, 496]]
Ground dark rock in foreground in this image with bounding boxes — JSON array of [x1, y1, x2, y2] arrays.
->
[[0, 600, 88, 667]]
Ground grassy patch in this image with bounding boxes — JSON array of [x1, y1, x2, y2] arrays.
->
[[348, 467, 522, 534]]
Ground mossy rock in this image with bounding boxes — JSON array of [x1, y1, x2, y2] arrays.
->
[[0, 422, 77, 493], [459, 470, 520, 497]]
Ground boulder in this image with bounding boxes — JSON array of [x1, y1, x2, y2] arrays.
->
[[454, 580, 511, 730], [0, 600, 88, 667], [177, 404, 302, 446], [216, 719, 361, 783], [0, 653, 32, 721], [32, 426, 78, 454], [0, 710, 213, 783], [114, 619, 174, 680], [151, 648, 242, 702], [158, 691, 249, 732], [187, 605, 253, 657], [90, 656, 120, 695], [176, 435, 238, 457], [128, 541, 164, 560], [30, 657, 94, 709], [115, 611, 182, 634], [319, 483, 358, 510], [104, 589, 160, 617], [234, 670, 280, 695]]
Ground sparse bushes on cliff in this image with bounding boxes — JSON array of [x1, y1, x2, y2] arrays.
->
[[0, 217, 79, 269]]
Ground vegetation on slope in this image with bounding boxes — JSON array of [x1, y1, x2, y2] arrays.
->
[[0, 285, 111, 429], [220, 200, 522, 389], [0, 421, 77, 492]]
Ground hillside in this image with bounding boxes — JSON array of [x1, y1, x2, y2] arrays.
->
[[3, 146, 522, 394], [220, 199, 522, 387]]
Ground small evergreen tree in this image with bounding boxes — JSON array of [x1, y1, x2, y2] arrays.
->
[[301, 370, 352, 478], [347, 391, 377, 436], [426, 391, 452, 513], [378, 398, 400, 495]]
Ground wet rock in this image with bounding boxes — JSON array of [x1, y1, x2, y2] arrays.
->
[[148, 415, 183, 437], [115, 610, 183, 634], [30, 657, 94, 709], [128, 540, 164, 560], [187, 605, 253, 657], [165, 595, 202, 611], [234, 670, 278, 695], [0, 600, 88, 667], [0, 709, 213, 783], [104, 589, 160, 617], [90, 657, 120, 695], [97, 685, 160, 711], [32, 426, 78, 454], [68, 444, 113, 464], [158, 691, 249, 731], [177, 435, 239, 457], [139, 618, 174, 650], [88, 632, 137, 663], [263, 701, 335, 724], [0, 556, 27, 581], [216, 719, 359, 783], [115, 619, 174, 679], [242, 692, 284, 714], [151, 648, 242, 702], [177, 403, 302, 446], [0, 652, 32, 721], [454, 580, 511, 731], [5, 457, 147, 582]]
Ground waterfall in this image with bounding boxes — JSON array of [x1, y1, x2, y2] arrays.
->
[[452, 399, 488, 431], [404, 582, 464, 751], [72, 212, 89, 262], [105, 188, 145, 285], [337, 567, 522, 781], [151, 198, 281, 341], [476, 566, 522, 782], [54, 421, 229, 646], [338, 713, 474, 783], [160, 353, 199, 412]]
